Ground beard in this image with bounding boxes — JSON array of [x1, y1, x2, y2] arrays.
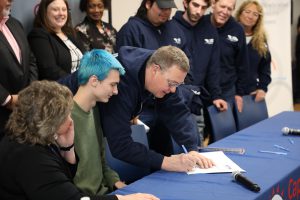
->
[[187, 8, 201, 24]]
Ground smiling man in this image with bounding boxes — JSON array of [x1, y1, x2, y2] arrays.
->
[[209, 0, 249, 112], [100, 46, 214, 173]]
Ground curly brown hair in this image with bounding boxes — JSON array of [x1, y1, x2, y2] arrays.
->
[[6, 81, 73, 146]]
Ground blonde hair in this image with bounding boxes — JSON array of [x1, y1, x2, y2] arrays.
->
[[235, 0, 268, 57], [147, 45, 189, 72], [6, 81, 73, 146]]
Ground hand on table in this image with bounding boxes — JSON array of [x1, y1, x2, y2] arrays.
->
[[116, 193, 160, 200], [188, 150, 215, 169]]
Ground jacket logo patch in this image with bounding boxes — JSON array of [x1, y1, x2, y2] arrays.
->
[[204, 38, 214, 45], [173, 38, 181, 45], [227, 35, 239, 42]]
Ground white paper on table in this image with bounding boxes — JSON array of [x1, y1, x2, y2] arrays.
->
[[187, 151, 245, 175]]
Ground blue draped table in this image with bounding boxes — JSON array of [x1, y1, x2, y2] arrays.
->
[[114, 111, 300, 200]]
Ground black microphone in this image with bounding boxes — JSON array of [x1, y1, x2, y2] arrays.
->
[[282, 127, 300, 136], [232, 171, 260, 192]]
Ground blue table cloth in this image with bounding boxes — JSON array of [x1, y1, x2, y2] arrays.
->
[[114, 111, 300, 200]]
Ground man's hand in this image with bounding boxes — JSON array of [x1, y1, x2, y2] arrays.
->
[[188, 150, 215, 168], [161, 153, 197, 172], [213, 99, 228, 111], [235, 95, 243, 112]]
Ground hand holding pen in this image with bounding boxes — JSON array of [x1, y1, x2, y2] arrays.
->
[[182, 145, 215, 169]]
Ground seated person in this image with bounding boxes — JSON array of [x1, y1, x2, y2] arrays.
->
[[72, 49, 126, 195], [28, 0, 84, 80], [76, 0, 117, 53], [0, 80, 159, 200]]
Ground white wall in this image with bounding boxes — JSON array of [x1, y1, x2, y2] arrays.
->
[[292, 0, 300, 62]]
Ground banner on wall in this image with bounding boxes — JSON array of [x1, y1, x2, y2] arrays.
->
[[260, 0, 293, 115]]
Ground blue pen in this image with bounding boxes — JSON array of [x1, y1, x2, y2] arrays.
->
[[259, 150, 287, 155], [181, 145, 188, 154], [274, 144, 290, 152]]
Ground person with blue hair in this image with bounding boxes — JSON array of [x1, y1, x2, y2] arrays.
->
[[71, 49, 158, 200], [73, 49, 125, 195]]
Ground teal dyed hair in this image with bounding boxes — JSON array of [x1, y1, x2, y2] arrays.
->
[[78, 49, 125, 85]]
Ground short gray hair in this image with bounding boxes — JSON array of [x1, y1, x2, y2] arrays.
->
[[147, 45, 190, 72]]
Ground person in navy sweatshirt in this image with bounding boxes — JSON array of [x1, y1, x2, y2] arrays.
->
[[100, 45, 214, 172], [210, 0, 249, 112], [171, 0, 228, 143], [116, 0, 187, 52], [171, 0, 226, 111], [235, 0, 271, 102], [116, 0, 196, 155]]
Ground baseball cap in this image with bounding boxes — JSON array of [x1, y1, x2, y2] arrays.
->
[[156, 0, 177, 9]]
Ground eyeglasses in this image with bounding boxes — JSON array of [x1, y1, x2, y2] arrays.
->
[[155, 63, 184, 88], [166, 79, 184, 88], [243, 9, 261, 18]]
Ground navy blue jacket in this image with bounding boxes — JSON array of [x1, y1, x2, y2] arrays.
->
[[116, 16, 192, 67], [100, 46, 199, 169], [171, 11, 221, 101], [208, 14, 249, 97], [246, 40, 271, 93]]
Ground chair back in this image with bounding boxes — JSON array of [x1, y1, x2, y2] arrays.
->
[[207, 103, 236, 142], [233, 95, 268, 131], [104, 125, 151, 183]]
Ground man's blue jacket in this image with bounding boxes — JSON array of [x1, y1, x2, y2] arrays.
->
[[100, 46, 199, 169]]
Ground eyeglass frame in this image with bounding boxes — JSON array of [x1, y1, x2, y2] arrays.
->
[[155, 63, 185, 88]]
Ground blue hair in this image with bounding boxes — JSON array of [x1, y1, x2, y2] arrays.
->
[[78, 49, 125, 85]]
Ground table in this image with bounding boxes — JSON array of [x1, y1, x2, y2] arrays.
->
[[114, 111, 300, 200]]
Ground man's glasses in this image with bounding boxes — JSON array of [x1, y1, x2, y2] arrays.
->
[[166, 79, 184, 88]]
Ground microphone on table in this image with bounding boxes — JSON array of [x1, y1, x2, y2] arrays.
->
[[232, 171, 260, 192], [282, 127, 300, 136]]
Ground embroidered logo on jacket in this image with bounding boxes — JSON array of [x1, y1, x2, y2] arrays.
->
[[227, 35, 239, 42], [204, 38, 214, 45], [173, 38, 181, 45]]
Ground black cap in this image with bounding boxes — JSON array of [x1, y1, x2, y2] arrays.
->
[[156, 0, 177, 9]]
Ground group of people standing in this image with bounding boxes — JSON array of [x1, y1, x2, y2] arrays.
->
[[0, 0, 271, 199]]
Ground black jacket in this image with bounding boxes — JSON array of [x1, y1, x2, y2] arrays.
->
[[28, 27, 84, 80], [0, 17, 38, 139]]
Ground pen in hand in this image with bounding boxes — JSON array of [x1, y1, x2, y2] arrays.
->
[[181, 145, 188, 154]]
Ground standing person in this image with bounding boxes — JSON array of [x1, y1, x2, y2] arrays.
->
[[209, 0, 249, 111], [0, 80, 159, 200], [116, 0, 187, 52], [72, 49, 126, 195], [100, 45, 214, 172], [235, 0, 271, 102], [0, 0, 38, 140], [76, 0, 117, 53], [171, 0, 227, 142], [28, 0, 84, 81], [116, 0, 195, 155]]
